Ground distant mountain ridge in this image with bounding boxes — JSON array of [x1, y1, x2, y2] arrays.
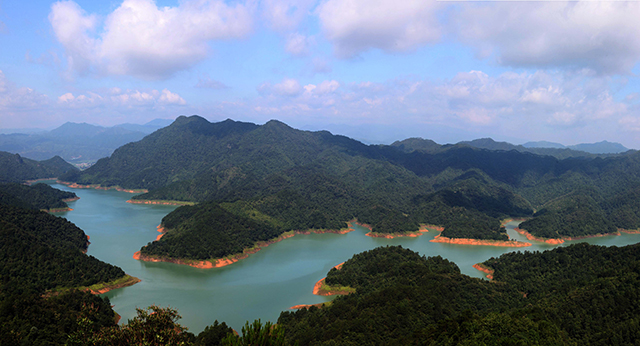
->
[[0, 118, 174, 164], [523, 140, 628, 154], [57, 116, 640, 266]]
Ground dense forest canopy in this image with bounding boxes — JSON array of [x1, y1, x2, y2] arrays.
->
[[60, 116, 640, 261], [278, 244, 640, 345], [0, 151, 77, 183]]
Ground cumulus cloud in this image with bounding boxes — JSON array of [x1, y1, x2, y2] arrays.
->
[[456, 1, 640, 74], [259, 78, 303, 96], [262, 0, 315, 31], [285, 33, 312, 57], [249, 71, 633, 145], [317, 0, 442, 58], [49, 0, 253, 79]]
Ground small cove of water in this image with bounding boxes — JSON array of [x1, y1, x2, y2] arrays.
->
[[51, 183, 640, 333]]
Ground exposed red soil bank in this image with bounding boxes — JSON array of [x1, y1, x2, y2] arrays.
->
[[289, 303, 325, 310], [126, 200, 192, 206], [156, 225, 165, 241], [133, 228, 354, 269], [365, 225, 433, 239], [473, 263, 495, 280], [431, 235, 532, 247], [312, 262, 351, 296], [57, 181, 147, 193], [514, 227, 620, 244], [87, 276, 141, 295]]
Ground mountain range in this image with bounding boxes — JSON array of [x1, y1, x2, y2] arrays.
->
[[55, 116, 640, 263], [0, 119, 174, 165]]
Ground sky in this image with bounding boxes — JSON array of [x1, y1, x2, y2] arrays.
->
[[1, 0, 640, 147]]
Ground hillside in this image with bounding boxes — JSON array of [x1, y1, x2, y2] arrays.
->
[[59, 117, 640, 262], [0, 182, 78, 211], [0, 151, 77, 183]]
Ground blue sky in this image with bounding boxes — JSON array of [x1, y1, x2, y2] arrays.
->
[[1, 0, 640, 147]]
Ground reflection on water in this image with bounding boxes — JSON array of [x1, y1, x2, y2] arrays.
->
[[52, 183, 640, 333]]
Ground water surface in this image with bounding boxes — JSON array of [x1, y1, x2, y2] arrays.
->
[[51, 183, 640, 333]]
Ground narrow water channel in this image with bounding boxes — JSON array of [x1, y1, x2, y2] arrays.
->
[[51, 183, 640, 333]]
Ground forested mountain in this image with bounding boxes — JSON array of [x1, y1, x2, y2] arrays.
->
[[0, 183, 135, 345], [58, 116, 640, 262], [0, 151, 77, 182], [277, 244, 640, 345], [524, 139, 629, 154], [0, 182, 78, 211], [0, 119, 171, 164]]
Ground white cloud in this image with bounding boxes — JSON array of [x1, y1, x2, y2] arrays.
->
[[315, 80, 340, 94], [259, 78, 303, 96], [159, 89, 186, 105], [49, 0, 253, 79], [262, 0, 315, 31], [456, 1, 640, 74], [285, 33, 312, 57], [317, 0, 442, 58]]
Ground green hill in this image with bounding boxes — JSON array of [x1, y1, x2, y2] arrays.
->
[[0, 151, 77, 183], [59, 117, 640, 259], [0, 182, 78, 211]]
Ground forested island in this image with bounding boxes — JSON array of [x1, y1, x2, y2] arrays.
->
[[53, 116, 640, 266]]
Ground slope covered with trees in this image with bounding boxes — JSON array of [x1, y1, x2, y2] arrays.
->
[[0, 151, 77, 183], [0, 182, 78, 211], [277, 243, 640, 345], [60, 117, 640, 259]]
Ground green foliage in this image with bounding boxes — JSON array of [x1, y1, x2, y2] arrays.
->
[[194, 320, 235, 346], [69, 305, 196, 346], [519, 191, 618, 238], [221, 320, 286, 346], [0, 151, 77, 183], [0, 289, 116, 346], [0, 182, 77, 210]]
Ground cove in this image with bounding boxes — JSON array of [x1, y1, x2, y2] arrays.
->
[[50, 182, 640, 334]]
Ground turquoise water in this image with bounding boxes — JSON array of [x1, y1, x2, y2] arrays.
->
[[51, 183, 640, 333]]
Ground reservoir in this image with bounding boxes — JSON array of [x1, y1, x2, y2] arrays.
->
[[51, 182, 640, 333]]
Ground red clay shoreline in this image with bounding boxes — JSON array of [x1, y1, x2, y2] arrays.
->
[[127, 200, 193, 206], [57, 181, 148, 193], [473, 263, 495, 280], [513, 227, 622, 245], [431, 235, 532, 247], [133, 227, 355, 269], [364, 224, 435, 239]]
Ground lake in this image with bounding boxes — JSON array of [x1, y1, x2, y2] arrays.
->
[[50, 182, 640, 333]]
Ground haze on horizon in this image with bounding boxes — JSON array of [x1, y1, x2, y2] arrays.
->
[[1, 0, 640, 148]]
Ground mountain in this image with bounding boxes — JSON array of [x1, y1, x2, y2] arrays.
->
[[59, 116, 640, 263], [522, 140, 566, 149], [0, 119, 173, 164], [279, 243, 640, 345], [0, 151, 77, 183], [0, 182, 78, 211], [569, 140, 629, 154], [523, 139, 629, 154]]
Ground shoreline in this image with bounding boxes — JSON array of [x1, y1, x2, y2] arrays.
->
[[44, 275, 141, 297], [133, 227, 355, 269], [430, 235, 532, 247], [289, 303, 325, 310], [45, 207, 74, 213], [472, 263, 495, 280], [312, 262, 354, 296], [513, 227, 621, 245], [88, 275, 141, 295], [127, 199, 195, 206], [57, 181, 148, 194], [365, 224, 434, 239]]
